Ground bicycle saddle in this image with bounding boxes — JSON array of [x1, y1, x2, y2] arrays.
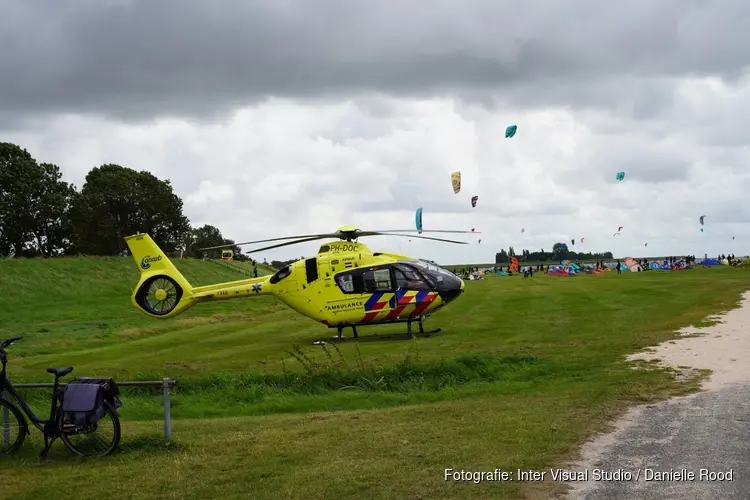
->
[[46, 366, 73, 377]]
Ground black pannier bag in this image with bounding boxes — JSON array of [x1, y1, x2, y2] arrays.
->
[[62, 378, 122, 426], [62, 383, 104, 426], [77, 377, 122, 413]]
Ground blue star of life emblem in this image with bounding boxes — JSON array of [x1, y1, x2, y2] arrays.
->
[[252, 284, 262, 294]]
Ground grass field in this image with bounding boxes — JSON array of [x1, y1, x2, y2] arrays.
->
[[1, 256, 748, 499]]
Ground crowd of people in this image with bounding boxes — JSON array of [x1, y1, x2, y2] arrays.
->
[[718, 253, 742, 265], [438, 254, 743, 280], [457, 255, 706, 279], [610, 256, 696, 273]]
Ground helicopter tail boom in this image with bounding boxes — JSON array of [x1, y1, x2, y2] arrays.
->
[[124, 233, 275, 318], [191, 275, 271, 300], [124, 234, 197, 318]]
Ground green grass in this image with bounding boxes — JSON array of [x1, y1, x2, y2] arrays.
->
[[0, 257, 748, 499], [217, 258, 277, 276]]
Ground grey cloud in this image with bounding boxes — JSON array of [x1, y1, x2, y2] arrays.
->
[[691, 184, 750, 224], [631, 83, 678, 121], [489, 76, 681, 118], [3, 0, 750, 122], [354, 177, 471, 214], [550, 128, 694, 189], [609, 156, 690, 184]]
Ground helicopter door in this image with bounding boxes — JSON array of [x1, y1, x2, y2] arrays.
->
[[360, 266, 395, 320]]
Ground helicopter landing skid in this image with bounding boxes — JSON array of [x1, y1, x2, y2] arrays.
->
[[406, 318, 441, 338], [314, 318, 440, 344]]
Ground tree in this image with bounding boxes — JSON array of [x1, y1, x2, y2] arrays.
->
[[0, 143, 77, 257], [29, 163, 78, 256], [70, 164, 190, 255], [187, 224, 241, 259], [0, 143, 36, 256], [495, 249, 509, 264], [271, 258, 297, 269]]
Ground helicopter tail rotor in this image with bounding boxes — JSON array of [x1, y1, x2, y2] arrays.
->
[[124, 234, 197, 318]]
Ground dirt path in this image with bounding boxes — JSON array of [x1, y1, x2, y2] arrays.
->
[[561, 290, 750, 499]]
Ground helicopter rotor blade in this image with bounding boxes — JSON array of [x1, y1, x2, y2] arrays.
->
[[201, 227, 478, 253], [371, 229, 480, 234], [244, 236, 329, 254], [349, 231, 475, 240], [199, 232, 340, 251], [198, 243, 241, 252], [385, 233, 469, 244]]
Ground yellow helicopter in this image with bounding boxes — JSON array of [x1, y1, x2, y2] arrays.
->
[[124, 225, 478, 341], [220, 249, 233, 261]]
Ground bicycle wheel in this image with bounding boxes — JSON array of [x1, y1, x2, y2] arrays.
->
[[59, 401, 121, 457], [0, 398, 27, 454]]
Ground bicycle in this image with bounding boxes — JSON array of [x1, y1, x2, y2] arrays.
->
[[1, 336, 121, 458]]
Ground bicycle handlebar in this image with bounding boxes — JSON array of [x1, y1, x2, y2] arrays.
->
[[0, 336, 23, 350]]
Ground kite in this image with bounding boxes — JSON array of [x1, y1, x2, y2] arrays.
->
[[571, 239, 575, 246], [521, 228, 525, 233], [471, 228, 475, 232], [451, 171, 461, 194], [505, 125, 517, 138], [733, 236, 736, 240], [415, 207, 423, 234], [616, 171, 625, 181], [478, 239, 482, 244], [580, 237, 584, 244], [618, 226, 623, 232], [613, 232, 621, 236], [471, 195, 478, 208], [701, 228, 704, 232], [645, 243, 648, 247], [700, 215, 706, 226]]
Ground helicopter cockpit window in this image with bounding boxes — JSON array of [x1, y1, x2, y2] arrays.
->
[[335, 271, 365, 294], [393, 264, 431, 291], [336, 274, 355, 293], [363, 268, 392, 292], [269, 265, 292, 284]]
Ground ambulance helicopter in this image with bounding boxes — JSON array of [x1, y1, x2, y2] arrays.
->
[[124, 225, 478, 341]]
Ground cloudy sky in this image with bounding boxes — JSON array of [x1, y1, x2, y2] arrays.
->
[[2, 0, 749, 264]]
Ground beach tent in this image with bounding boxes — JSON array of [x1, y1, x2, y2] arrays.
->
[[548, 266, 575, 276], [624, 257, 643, 272]]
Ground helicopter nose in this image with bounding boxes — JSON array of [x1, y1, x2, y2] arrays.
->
[[437, 277, 464, 303]]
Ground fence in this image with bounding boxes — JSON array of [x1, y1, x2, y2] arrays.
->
[[2, 378, 177, 447]]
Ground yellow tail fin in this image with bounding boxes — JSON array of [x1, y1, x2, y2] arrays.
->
[[124, 234, 195, 318]]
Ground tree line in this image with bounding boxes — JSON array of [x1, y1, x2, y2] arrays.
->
[[0, 142, 245, 260], [3, 141, 615, 265], [495, 243, 613, 264]]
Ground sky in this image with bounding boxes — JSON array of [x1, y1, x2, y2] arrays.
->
[[2, 0, 749, 264]]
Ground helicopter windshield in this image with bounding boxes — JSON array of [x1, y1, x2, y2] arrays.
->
[[393, 264, 432, 290], [407, 260, 459, 288]]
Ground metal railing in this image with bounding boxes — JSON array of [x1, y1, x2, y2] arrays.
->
[[2, 378, 177, 447]]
